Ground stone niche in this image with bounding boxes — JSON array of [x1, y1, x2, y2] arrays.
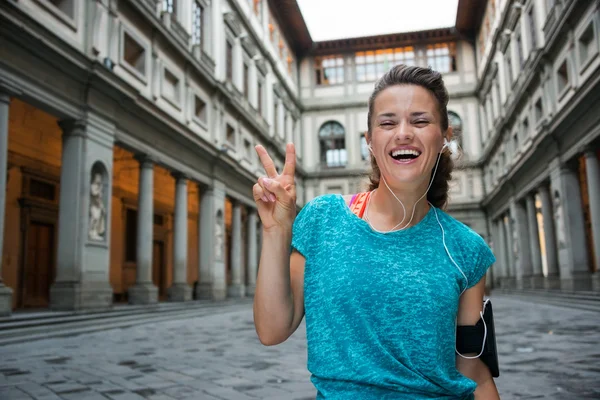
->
[[88, 161, 109, 242]]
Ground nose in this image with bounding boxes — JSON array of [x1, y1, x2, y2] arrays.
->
[[394, 120, 414, 142]]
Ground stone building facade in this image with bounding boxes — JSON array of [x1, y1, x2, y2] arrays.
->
[[457, 0, 600, 291], [0, 0, 309, 315], [1, 0, 598, 316]]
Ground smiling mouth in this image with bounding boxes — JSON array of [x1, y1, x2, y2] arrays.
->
[[389, 149, 422, 162]]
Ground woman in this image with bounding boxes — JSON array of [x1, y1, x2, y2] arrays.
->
[[252, 65, 499, 399]]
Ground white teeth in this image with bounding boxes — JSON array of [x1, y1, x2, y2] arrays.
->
[[391, 149, 421, 157]]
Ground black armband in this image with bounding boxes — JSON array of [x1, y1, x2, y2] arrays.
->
[[456, 299, 499, 377]]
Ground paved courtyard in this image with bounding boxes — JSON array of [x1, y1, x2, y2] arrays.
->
[[0, 294, 599, 400]]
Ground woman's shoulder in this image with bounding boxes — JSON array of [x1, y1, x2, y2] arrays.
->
[[434, 208, 488, 247]]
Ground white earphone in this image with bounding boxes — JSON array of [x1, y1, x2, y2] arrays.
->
[[366, 137, 483, 361]]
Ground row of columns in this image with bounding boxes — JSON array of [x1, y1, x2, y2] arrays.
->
[[128, 156, 261, 305], [0, 90, 261, 316], [492, 151, 600, 291]]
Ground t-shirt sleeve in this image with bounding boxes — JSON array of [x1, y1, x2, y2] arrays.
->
[[466, 235, 496, 289], [291, 199, 319, 258]]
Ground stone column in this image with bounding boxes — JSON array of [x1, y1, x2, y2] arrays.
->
[[494, 219, 507, 288], [168, 173, 191, 301], [511, 199, 532, 288], [196, 182, 227, 300], [504, 213, 517, 288], [550, 161, 591, 290], [246, 209, 258, 296], [128, 156, 158, 304], [584, 150, 600, 291], [0, 93, 13, 316], [539, 183, 560, 288], [51, 114, 115, 310], [526, 194, 544, 288], [228, 201, 245, 297]]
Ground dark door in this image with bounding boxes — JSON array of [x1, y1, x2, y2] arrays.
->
[[22, 222, 55, 308], [152, 240, 166, 300]]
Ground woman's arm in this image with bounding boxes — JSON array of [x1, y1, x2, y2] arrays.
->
[[456, 277, 500, 400], [252, 143, 306, 346]]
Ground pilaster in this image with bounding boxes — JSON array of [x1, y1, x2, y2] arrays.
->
[[0, 92, 13, 316]]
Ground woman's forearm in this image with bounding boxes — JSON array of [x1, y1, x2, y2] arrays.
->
[[253, 228, 294, 344]]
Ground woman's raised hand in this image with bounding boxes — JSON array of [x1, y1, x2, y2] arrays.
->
[[253, 143, 297, 232]]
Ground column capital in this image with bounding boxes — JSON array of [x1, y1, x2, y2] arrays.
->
[[583, 146, 598, 159], [171, 171, 189, 182], [134, 153, 156, 166], [58, 119, 87, 137], [0, 93, 10, 105]]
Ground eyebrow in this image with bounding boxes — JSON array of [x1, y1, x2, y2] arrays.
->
[[377, 111, 431, 118]]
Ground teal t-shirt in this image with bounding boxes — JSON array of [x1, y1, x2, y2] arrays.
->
[[291, 194, 496, 399]]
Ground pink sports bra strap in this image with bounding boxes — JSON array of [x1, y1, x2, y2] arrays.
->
[[349, 191, 372, 219]]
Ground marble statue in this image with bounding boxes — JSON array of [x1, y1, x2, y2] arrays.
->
[[89, 172, 106, 241]]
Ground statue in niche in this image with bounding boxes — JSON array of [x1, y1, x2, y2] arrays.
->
[[89, 170, 106, 241]]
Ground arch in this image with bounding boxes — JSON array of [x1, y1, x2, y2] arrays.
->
[[319, 121, 347, 167]]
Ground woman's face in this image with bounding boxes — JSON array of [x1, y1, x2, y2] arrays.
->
[[369, 84, 446, 188]]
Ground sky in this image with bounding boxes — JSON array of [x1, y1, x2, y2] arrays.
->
[[296, 0, 460, 42]]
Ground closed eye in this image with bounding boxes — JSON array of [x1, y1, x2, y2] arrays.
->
[[413, 120, 430, 125]]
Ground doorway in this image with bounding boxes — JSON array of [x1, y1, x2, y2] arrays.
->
[[153, 240, 167, 300], [20, 221, 55, 308]]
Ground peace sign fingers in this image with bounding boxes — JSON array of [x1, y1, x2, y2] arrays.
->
[[282, 143, 296, 177], [255, 145, 278, 178]]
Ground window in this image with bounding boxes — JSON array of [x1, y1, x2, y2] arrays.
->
[[505, 53, 513, 89], [516, 33, 524, 68], [528, 8, 537, 50], [163, 68, 180, 103], [123, 32, 146, 76], [355, 47, 415, 82], [557, 60, 569, 94], [163, 0, 177, 14], [257, 80, 263, 116], [194, 95, 207, 123], [513, 132, 519, 154], [426, 43, 457, 73], [522, 118, 529, 140], [49, 0, 75, 19], [315, 56, 344, 85], [360, 133, 369, 161], [578, 22, 597, 67], [448, 111, 463, 145], [192, 1, 203, 47], [535, 98, 544, 122], [319, 121, 347, 167], [243, 63, 249, 100], [226, 124, 236, 146], [244, 138, 252, 159], [29, 178, 56, 201], [226, 41, 233, 81]]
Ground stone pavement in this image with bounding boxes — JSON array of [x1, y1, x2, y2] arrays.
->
[[0, 294, 598, 400]]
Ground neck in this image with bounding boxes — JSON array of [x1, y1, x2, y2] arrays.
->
[[368, 178, 431, 230]]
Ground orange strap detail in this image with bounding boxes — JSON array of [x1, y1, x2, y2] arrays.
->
[[349, 191, 372, 219]]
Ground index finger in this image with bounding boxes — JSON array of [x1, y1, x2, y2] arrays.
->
[[255, 145, 278, 178], [282, 143, 296, 177]]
